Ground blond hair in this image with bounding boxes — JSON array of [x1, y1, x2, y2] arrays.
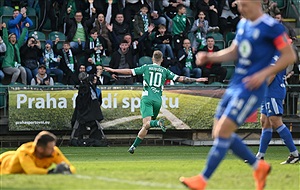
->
[[152, 50, 163, 63]]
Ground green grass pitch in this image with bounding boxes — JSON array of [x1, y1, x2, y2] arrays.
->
[[1, 146, 299, 189]]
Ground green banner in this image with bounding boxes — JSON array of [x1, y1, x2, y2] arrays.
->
[[8, 87, 259, 131]]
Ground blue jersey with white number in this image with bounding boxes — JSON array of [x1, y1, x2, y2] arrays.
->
[[215, 14, 289, 126], [266, 52, 286, 99], [231, 14, 286, 87]]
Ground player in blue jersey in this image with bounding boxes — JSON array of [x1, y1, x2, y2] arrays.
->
[[255, 53, 299, 164], [105, 50, 207, 154], [179, 0, 297, 190]]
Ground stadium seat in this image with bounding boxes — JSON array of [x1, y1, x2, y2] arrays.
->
[[186, 7, 195, 29], [0, 6, 14, 25], [207, 32, 225, 49], [224, 65, 235, 81], [274, 0, 286, 9], [101, 56, 111, 67], [225, 32, 236, 47], [0, 86, 7, 109], [138, 56, 152, 67], [207, 32, 223, 41], [48, 31, 66, 49], [0, 6, 14, 16]]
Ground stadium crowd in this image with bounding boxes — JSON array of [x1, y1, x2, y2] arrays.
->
[[0, 0, 298, 86]]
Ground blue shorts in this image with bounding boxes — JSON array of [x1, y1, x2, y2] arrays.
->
[[260, 97, 284, 117], [215, 84, 266, 126]]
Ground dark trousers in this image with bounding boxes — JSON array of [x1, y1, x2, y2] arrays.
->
[[38, 0, 57, 31], [202, 66, 227, 83], [219, 16, 240, 34], [123, 1, 142, 25]]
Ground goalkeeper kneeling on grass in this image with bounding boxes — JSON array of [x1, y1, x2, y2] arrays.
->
[[0, 131, 76, 174]]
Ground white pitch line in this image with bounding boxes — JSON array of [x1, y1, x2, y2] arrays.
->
[[74, 174, 184, 189]]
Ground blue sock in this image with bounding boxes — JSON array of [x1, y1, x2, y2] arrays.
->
[[202, 137, 231, 179], [276, 124, 297, 153], [229, 133, 257, 165], [258, 128, 273, 154]]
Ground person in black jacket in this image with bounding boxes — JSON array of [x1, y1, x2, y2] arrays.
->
[[109, 39, 137, 85], [199, 36, 227, 83], [196, 0, 219, 31], [84, 28, 108, 74], [65, 6, 97, 50], [53, 38, 83, 85], [178, 38, 202, 78], [217, 0, 240, 34], [20, 36, 43, 85]]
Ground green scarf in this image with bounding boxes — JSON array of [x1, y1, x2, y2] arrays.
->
[[184, 48, 193, 70]]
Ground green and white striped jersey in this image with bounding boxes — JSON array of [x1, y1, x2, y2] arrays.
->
[[132, 64, 179, 102]]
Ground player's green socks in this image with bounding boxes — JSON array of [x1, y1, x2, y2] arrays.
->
[[132, 137, 143, 147], [150, 120, 160, 128]]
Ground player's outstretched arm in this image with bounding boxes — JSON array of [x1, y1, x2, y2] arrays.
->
[[176, 76, 208, 83], [104, 67, 133, 75], [196, 43, 238, 66]]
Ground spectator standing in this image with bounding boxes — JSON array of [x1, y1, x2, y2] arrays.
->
[[190, 10, 209, 52], [85, 28, 107, 74], [53, 38, 83, 85], [133, 5, 152, 57], [196, 0, 219, 32], [8, 7, 33, 41], [42, 40, 64, 83], [199, 36, 227, 83], [93, 13, 113, 54], [65, 4, 97, 50], [172, 4, 191, 57], [144, 0, 167, 26], [2, 23, 27, 85], [178, 38, 202, 78], [218, 0, 240, 34], [110, 13, 130, 49], [109, 40, 137, 85], [31, 64, 54, 85]]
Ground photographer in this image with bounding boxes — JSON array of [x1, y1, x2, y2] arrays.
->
[[70, 72, 107, 147], [20, 36, 43, 85]]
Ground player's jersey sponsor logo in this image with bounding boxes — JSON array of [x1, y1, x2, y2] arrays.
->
[[239, 40, 252, 58]]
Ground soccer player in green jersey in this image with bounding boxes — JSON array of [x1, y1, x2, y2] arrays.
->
[[105, 50, 207, 154]]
